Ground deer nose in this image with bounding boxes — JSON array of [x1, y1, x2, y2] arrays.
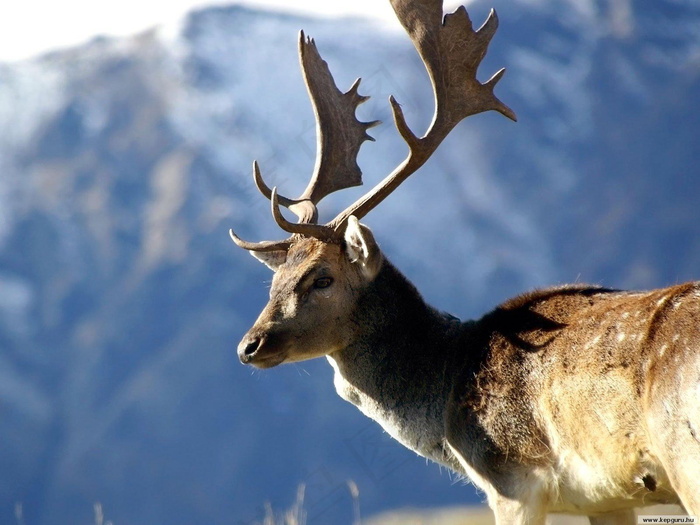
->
[[238, 335, 262, 364]]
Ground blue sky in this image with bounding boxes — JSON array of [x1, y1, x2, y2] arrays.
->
[[0, 1, 407, 62]]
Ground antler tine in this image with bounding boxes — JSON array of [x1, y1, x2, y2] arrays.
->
[[252, 160, 320, 224], [270, 188, 336, 241], [252, 161, 297, 208], [229, 228, 292, 252], [328, 1, 516, 231]]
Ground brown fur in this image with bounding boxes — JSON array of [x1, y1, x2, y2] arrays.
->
[[239, 231, 700, 524]]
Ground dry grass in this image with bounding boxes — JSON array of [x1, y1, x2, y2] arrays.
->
[[365, 505, 688, 525], [13, 502, 114, 525], [257, 482, 361, 525], [259, 484, 307, 525]]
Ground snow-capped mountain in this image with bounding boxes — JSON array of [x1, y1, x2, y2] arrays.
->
[[0, 1, 698, 523]]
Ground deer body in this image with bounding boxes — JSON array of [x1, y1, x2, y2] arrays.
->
[[229, 1, 699, 522], [334, 251, 699, 520], [238, 234, 699, 522]]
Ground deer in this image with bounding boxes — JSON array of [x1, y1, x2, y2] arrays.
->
[[228, 0, 700, 523]]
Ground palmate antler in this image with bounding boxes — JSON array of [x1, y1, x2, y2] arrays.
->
[[230, 0, 516, 252]]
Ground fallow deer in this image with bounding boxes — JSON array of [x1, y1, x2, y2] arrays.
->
[[229, 0, 700, 522]]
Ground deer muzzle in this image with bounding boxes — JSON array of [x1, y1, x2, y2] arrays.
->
[[237, 327, 287, 368]]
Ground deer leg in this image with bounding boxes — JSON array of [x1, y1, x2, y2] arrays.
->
[[671, 417, 700, 514], [445, 440, 548, 525], [646, 389, 700, 514], [666, 457, 700, 514], [589, 509, 636, 525], [489, 493, 548, 525]]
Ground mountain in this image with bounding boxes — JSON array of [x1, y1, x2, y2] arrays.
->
[[0, 1, 698, 523]]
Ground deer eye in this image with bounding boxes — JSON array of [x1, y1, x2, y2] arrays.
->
[[313, 277, 333, 289]]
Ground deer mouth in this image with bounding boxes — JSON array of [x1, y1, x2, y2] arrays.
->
[[249, 351, 287, 369]]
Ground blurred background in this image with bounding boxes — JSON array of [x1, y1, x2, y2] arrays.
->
[[0, 0, 698, 523]]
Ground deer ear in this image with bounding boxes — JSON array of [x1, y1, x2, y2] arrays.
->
[[250, 250, 287, 271], [344, 216, 382, 278]]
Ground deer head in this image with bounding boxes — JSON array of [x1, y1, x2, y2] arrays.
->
[[236, 222, 383, 368], [231, 0, 516, 368]]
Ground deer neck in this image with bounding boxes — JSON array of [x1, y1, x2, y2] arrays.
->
[[327, 259, 465, 466]]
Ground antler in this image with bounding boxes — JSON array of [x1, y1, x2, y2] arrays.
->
[[296, 33, 380, 206], [230, 31, 379, 250], [327, 1, 515, 231], [231, 0, 515, 252]]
